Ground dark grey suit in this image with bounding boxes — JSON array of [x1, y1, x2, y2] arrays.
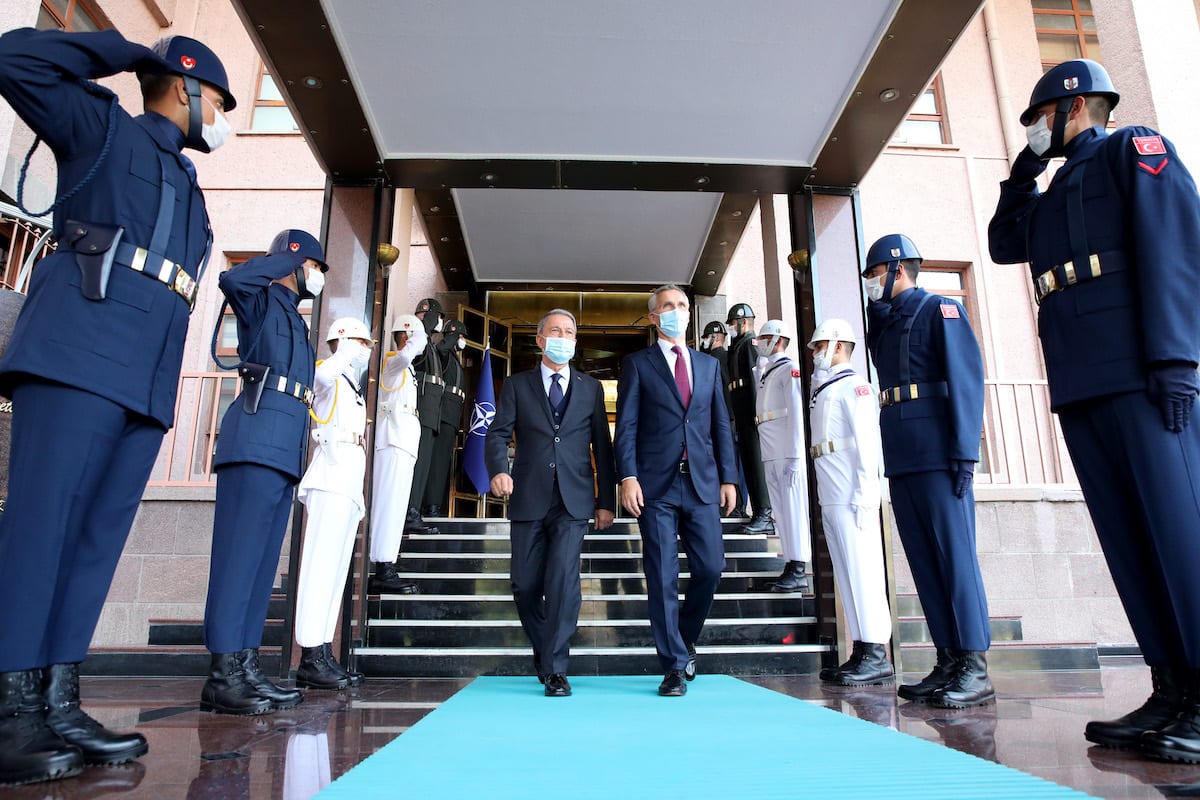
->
[[485, 366, 616, 675]]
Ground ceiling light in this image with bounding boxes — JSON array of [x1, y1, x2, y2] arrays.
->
[[429, 205, 440, 213], [302, 76, 322, 89], [879, 88, 900, 102], [694, 176, 710, 186], [439, 236, 450, 243]]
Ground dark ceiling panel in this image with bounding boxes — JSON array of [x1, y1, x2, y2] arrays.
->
[[691, 193, 757, 296], [808, 0, 985, 188], [229, 0, 381, 181]]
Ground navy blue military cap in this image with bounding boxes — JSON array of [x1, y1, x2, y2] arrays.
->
[[1019, 59, 1118, 125], [268, 229, 328, 272], [141, 35, 236, 111]]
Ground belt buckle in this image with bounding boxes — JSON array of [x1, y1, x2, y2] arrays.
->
[[1035, 271, 1057, 301], [678, 460, 690, 474]]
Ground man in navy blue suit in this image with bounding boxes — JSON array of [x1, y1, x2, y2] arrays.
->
[[0, 28, 234, 784], [486, 309, 616, 697], [201, 230, 327, 716], [615, 284, 737, 697], [990, 59, 1200, 761]]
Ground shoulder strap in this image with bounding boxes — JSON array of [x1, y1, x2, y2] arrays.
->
[[900, 292, 937, 386]]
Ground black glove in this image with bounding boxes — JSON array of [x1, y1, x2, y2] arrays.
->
[[952, 460, 975, 499], [1147, 362, 1200, 433], [1009, 146, 1049, 187]]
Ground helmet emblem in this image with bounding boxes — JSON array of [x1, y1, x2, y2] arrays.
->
[[890, 247, 901, 257], [289, 242, 300, 252], [1064, 76, 1079, 90], [180, 55, 196, 70]]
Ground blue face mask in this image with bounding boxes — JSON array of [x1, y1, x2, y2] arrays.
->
[[656, 308, 688, 338], [543, 337, 575, 365]]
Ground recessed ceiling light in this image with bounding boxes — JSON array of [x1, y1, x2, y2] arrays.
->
[[879, 88, 900, 102], [439, 236, 450, 243], [695, 176, 710, 185], [430, 205, 440, 213], [302, 76, 322, 89]]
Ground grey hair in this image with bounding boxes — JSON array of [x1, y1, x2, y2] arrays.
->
[[537, 308, 577, 334], [648, 283, 687, 312]]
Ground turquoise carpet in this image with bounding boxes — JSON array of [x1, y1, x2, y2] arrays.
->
[[317, 675, 1094, 799]]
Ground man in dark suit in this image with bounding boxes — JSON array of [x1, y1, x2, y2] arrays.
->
[[486, 309, 616, 697], [615, 285, 737, 696]]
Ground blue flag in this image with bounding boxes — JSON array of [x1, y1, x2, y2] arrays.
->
[[462, 347, 495, 495]]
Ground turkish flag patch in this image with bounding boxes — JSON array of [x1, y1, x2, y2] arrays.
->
[[180, 55, 196, 70], [940, 304, 960, 319], [1133, 135, 1166, 156], [791, 369, 801, 378], [856, 385, 871, 397]]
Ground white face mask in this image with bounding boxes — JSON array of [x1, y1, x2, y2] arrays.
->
[[1026, 114, 1052, 157], [456, 337, 466, 351], [347, 341, 372, 372], [865, 275, 885, 302], [434, 317, 444, 333], [812, 366, 831, 387], [813, 345, 835, 373], [201, 95, 232, 152], [304, 267, 325, 298]]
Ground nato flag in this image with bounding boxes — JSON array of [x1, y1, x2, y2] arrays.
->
[[462, 347, 495, 495]]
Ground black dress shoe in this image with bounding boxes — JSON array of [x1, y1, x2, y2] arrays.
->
[[1087, 666, 1185, 749], [544, 674, 572, 697], [43, 663, 148, 765], [295, 646, 350, 690], [658, 670, 688, 697], [738, 511, 775, 534], [0, 669, 85, 786], [822, 641, 865, 683], [770, 561, 807, 593], [404, 507, 439, 535], [835, 643, 895, 686], [321, 643, 365, 687], [200, 653, 274, 716], [930, 651, 994, 709], [897, 648, 958, 703], [368, 562, 419, 595], [684, 644, 697, 682]]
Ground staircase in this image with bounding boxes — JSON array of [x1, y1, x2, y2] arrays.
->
[[354, 518, 830, 677]]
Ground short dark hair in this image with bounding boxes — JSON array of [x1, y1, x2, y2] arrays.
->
[[900, 258, 921, 280], [1085, 95, 1114, 125], [140, 72, 180, 105]]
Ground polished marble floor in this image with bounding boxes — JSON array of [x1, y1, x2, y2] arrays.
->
[[8, 658, 1200, 799]]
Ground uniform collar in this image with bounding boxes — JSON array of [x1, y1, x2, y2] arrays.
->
[[890, 285, 926, 312], [140, 111, 186, 153], [1064, 126, 1107, 160]]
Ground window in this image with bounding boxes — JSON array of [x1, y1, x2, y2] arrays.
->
[[893, 75, 949, 146], [37, 0, 103, 31], [1033, 0, 1100, 71], [250, 64, 299, 132]]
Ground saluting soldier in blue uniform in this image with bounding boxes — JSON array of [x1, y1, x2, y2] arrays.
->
[[200, 230, 328, 716], [863, 233, 992, 709], [990, 59, 1200, 762], [0, 27, 234, 785]]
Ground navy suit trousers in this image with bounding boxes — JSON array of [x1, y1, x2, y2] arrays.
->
[[639, 471, 726, 671], [0, 380, 163, 670], [1059, 392, 1200, 667], [890, 471, 990, 652], [509, 488, 588, 675], [205, 463, 295, 654]]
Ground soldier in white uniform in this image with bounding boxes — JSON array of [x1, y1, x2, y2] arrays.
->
[[753, 320, 812, 591], [294, 318, 374, 690], [807, 318, 894, 686], [368, 314, 426, 595]]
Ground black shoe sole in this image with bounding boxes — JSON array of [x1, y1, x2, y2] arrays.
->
[[931, 693, 996, 710], [1142, 744, 1200, 763], [0, 757, 85, 787], [836, 675, 896, 687], [199, 700, 273, 716], [658, 688, 687, 697], [80, 739, 150, 766], [294, 680, 349, 691]]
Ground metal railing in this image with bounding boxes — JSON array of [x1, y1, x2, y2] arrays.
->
[[148, 371, 241, 487], [978, 379, 1075, 486], [0, 205, 55, 292]]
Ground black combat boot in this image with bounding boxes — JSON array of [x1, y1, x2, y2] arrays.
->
[[0, 669, 83, 786], [931, 650, 995, 709], [321, 643, 365, 687], [1085, 665, 1186, 749], [295, 647, 350, 690], [404, 507, 439, 535], [1140, 669, 1200, 763], [239, 649, 302, 710], [770, 561, 807, 593], [200, 653, 273, 715], [897, 647, 958, 703], [821, 641, 864, 683], [368, 562, 419, 595], [739, 509, 774, 534], [836, 643, 895, 686], [43, 663, 147, 765]]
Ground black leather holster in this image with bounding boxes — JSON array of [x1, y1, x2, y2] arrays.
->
[[239, 362, 271, 415], [63, 219, 124, 301]]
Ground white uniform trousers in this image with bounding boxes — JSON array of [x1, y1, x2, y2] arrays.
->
[[369, 446, 417, 563], [763, 459, 812, 563], [283, 731, 331, 800], [821, 503, 891, 644], [294, 491, 361, 648]]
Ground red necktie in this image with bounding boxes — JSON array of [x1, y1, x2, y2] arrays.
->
[[672, 345, 691, 407]]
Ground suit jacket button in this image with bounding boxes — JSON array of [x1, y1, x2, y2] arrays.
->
[[554, 437, 560, 443], [549, 462, 555, 468]]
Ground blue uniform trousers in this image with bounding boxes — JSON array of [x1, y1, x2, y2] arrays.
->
[[204, 463, 295, 654], [890, 471, 991, 652], [638, 471, 726, 671], [509, 487, 588, 676], [1058, 392, 1200, 667], [0, 380, 163, 671]]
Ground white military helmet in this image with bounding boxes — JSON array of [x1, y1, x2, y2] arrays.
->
[[326, 316, 373, 343], [390, 313, 422, 338], [807, 318, 856, 350], [758, 319, 791, 353]]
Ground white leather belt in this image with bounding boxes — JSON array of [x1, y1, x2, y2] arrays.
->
[[755, 408, 788, 425], [810, 437, 855, 459], [381, 401, 419, 417], [315, 430, 365, 447]]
